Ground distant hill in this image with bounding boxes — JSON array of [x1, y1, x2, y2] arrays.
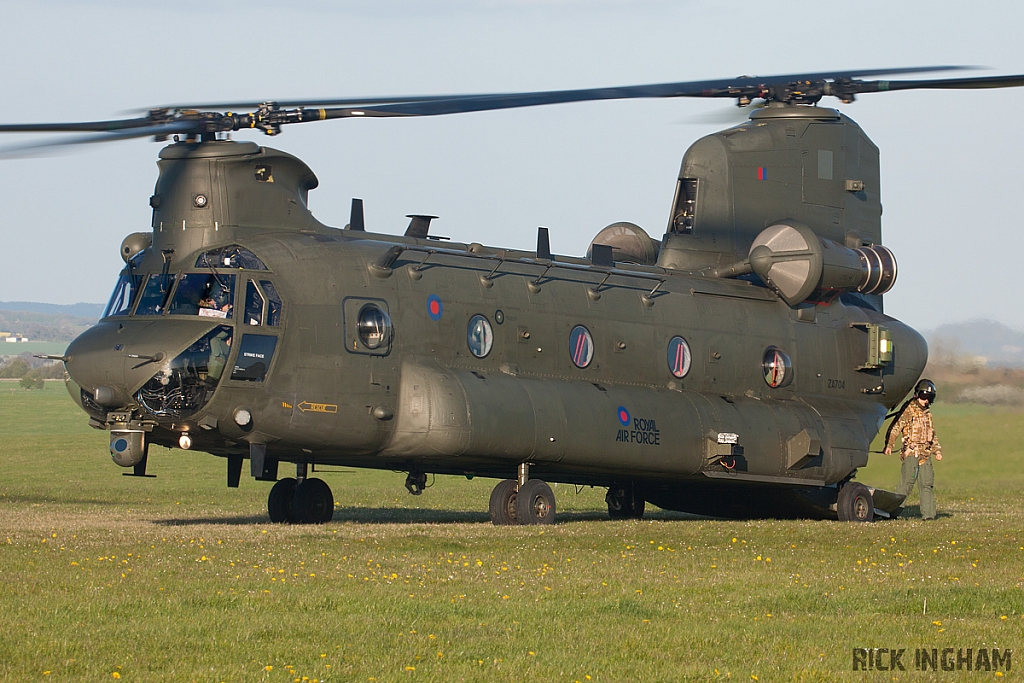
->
[[0, 308, 100, 344], [0, 301, 105, 319], [925, 319, 1024, 368]]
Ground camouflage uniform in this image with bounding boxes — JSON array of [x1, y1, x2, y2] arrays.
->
[[885, 400, 942, 519]]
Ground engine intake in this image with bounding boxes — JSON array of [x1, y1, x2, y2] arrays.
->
[[745, 221, 897, 306]]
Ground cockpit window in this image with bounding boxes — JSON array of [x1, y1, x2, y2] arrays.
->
[[195, 245, 268, 271], [135, 325, 233, 418], [103, 274, 137, 317], [168, 274, 235, 318], [135, 274, 176, 316], [261, 280, 282, 326], [244, 280, 264, 326]]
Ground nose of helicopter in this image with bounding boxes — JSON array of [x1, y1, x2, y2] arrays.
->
[[64, 320, 222, 409]]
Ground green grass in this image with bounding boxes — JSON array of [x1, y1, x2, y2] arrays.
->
[[0, 341, 69, 357], [1, 384, 1022, 682]]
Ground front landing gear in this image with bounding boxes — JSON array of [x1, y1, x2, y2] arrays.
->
[[489, 464, 556, 526], [267, 465, 334, 524], [606, 483, 645, 520]]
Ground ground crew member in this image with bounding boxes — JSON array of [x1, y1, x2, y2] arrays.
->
[[884, 379, 942, 520]]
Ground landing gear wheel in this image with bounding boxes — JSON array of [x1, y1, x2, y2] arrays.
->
[[606, 484, 645, 520], [515, 479, 556, 525], [837, 482, 874, 522], [292, 478, 334, 524], [268, 477, 297, 524], [489, 479, 518, 526]]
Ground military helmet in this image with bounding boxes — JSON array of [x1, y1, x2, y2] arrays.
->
[[915, 379, 937, 402]]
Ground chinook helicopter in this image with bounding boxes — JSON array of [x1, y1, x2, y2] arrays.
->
[[5, 68, 1023, 525]]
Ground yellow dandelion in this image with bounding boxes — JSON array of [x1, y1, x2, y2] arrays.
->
[[265, 665, 273, 671], [112, 674, 121, 680]]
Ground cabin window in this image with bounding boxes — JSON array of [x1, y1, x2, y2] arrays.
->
[[763, 347, 793, 388], [230, 334, 278, 382], [467, 315, 494, 358], [569, 325, 594, 369], [357, 305, 391, 350], [135, 274, 176, 316], [168, 274, 235, 318], [667, 336, 692, 378]]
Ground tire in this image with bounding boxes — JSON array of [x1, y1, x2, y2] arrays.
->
[[837, 482, 874, 522], [489, 479, 518, 526], [268, 477, 297, 524], [293, 478, 334, 524], [515, 479, 556, 525], [606, 484, 645, 520]]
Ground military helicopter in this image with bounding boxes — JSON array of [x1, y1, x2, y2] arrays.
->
[[5, 67, 1023, 525]]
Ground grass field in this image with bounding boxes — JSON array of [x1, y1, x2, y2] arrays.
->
[[0, 341, 69, 358], [1, 381, 1022, 682]]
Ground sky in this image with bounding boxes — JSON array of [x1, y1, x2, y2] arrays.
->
[[0, 0, 1022, 333]]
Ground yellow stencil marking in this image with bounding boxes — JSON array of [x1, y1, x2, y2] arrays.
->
[[298, 401, 338, 414]]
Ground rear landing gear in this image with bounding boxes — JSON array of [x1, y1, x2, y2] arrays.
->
[[837, 481, 874, 522], [268, 477, 297, 523], [489, 464, 556, 525], [488, 479, 519, 525], [266, 465, 334, 524]]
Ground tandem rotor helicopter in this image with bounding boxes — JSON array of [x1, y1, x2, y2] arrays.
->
[[4, 67, 1023, 525]]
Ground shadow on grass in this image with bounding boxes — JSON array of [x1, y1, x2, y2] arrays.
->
[[152, 507, 707, 526], [894, 505, 953, 520], [155, 514, 270, 526]]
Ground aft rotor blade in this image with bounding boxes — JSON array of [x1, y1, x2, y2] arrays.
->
[[0, 121, 198, 158], [851, 73, 1024, 94]]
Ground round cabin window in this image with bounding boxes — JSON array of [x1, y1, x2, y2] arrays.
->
[[569, 325, 594, 368], [667, 336, 692, 378], [467, 315, 494, 358], [357, 305, 391, 350], [762, 347, 792, 388]]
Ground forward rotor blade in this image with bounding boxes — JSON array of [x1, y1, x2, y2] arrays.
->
[[0, 121, 198, 158], [311, 66, 968, 118], [0, 117, 161, 133], [144, 94, 469, 113]]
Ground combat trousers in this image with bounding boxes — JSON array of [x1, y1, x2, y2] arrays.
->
[[896, 457, 936, 520]]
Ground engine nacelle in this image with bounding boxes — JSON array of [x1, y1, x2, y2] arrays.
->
[[747, 221, 897, 306]]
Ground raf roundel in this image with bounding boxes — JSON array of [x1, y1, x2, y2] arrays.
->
[[426, 294, 443, 321], [617, 406, 631, 426]]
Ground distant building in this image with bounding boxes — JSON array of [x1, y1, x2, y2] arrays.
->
[[4, 335, 28, 343]]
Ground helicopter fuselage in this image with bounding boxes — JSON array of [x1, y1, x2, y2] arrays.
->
[[63, 109, 927, 521]]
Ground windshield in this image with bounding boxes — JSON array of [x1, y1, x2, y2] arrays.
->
[[135, 274, 176, 316], [103, 274, 138, 317], [135, 325, 233, 418], [168, 274, 235, 318]]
